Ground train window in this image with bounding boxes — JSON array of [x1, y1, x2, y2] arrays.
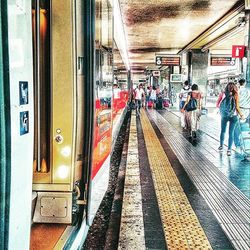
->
[[32, 0, 51, 174]]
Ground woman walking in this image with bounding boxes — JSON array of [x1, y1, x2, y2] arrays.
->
[[181, 84, 202, 139], [216, 82, 244, 156]]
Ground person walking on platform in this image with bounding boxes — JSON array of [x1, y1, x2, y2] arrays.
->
[[179, 80, 191, 129], [181, 84, 202, 139], [234, 79, 250, 151], [216, 82, 244, 156], [145, 86, 151, 109], [149, 86, 157, 108], [134, 84, 145, 116]]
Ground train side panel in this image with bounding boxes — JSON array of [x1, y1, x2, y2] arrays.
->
[[7, 1, 34, 249]]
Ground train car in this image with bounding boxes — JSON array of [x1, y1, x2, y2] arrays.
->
[[1, 0, 130, 249]]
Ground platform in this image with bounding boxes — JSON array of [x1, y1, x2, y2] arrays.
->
[[118, 109, 250, 250]]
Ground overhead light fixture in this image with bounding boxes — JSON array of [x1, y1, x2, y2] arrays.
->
[[245, 0, 250, 10], [201, 25, 245, 52], [113, 0, 130, 71]]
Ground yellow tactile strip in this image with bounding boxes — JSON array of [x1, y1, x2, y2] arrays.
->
[[140, 110, 212, 250], [118, 112, 146, 250]]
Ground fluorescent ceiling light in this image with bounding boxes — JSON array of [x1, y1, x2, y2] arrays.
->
[[113, 0, 130, 70]]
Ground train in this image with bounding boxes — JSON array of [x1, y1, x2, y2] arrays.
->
[[0, 0, 130, 249]]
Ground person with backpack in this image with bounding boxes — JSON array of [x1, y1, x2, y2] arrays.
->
[[216, 82, 244, 156], [181, 84, 202, 139], [179, 80, 191, 128]]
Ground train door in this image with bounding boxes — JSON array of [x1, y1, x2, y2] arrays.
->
[[0, 2, 11, 249], [6, 1, 34, 249], [31, 0, 83, 225]]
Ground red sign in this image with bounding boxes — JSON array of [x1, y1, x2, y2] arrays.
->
[[232, 45, 245, 58]]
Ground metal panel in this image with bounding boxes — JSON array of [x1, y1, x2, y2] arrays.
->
[[51, 0, 74, 185], [33, 192, 72, 223], [32, 183, 71, 192], [41, 197, 67, 217]]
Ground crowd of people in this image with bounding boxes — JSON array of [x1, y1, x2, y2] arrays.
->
[[132, 78, 250, 157], [133, 84, 169, 115]]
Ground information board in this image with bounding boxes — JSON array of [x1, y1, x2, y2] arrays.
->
[[210, 57, 235, 66], [156, 56, 180, 66]]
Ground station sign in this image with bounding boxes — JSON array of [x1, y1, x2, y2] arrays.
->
[[156, 56, 180, 66], [232, 45, 245, 58], [210, 56, 235, 66]]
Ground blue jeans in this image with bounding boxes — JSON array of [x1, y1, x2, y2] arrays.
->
[[234, 122, 241, 147], [220, 116, 238, 150], [135, 99, 142, 114]]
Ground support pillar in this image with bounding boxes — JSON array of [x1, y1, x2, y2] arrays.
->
[[190, 49, 209, 96]]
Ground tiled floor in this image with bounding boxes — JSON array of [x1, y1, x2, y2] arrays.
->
[[118, 110, 245, 250], [148, 109, 250, 250], [161, 108, 250, 198]]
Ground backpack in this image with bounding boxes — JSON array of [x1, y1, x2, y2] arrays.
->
[[185, 93, 197, 111], [219, 95, 236, 117]]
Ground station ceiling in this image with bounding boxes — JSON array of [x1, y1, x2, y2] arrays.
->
[[119, 0, 245, 71]]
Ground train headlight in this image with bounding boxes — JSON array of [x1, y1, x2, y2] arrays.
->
[[57, 165, 69, 179]]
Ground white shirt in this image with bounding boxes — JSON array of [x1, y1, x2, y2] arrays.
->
[[150, 89, 156, 100], [180, 86, 191, 101], [135, 88, 144, 100]]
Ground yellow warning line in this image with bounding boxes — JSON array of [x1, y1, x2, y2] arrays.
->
[[140, 110, 212, 250]]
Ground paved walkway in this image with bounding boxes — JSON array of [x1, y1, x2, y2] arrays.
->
[[162, 108, 250, 198], [117, 110, 244, 250], [148, 109, 250, 250]]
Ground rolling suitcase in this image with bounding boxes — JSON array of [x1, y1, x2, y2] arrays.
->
[[148, 100, 153, 108], [163, 98, 170, 107]]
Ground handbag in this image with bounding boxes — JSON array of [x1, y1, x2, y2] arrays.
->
[[185, 93, 197, 111]]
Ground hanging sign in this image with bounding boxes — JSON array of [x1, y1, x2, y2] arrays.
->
[[156, 56, 180, 66], [210, 56, 235, 66], [232, 45, 245, 58]]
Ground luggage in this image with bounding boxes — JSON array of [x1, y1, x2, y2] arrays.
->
[[148, 100, 153, 108], [163, 98, 170, 107]]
